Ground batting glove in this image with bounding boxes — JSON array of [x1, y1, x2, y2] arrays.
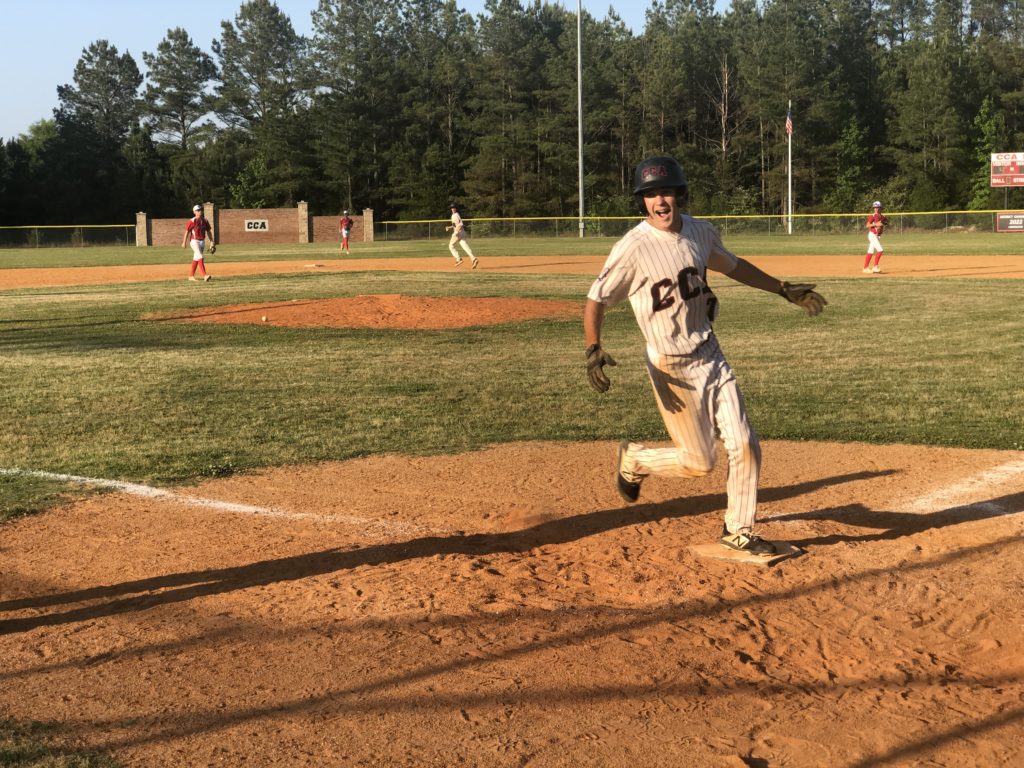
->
[[586, 343, 617, 393], [779, 282, 827, 316]]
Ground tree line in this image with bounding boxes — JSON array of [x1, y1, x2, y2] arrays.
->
[[1, 0, 1023, 227]]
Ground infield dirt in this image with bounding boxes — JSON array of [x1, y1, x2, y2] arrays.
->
[[2, 255, 1023, 767], [3, 250, 1024, 289]]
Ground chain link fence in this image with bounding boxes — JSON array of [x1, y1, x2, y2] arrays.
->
[[375, 217, 640, 240], [0, 225, 136, 249], [0, 212, 1004, 248], [377, 211, 1002, 240]]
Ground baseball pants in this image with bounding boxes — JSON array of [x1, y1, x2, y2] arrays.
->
[[867, 232, 883, 254], [449, 232, 476, 261], [619, 336, 761, 534]]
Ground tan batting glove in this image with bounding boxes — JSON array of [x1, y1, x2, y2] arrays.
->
[[779, 282, 827, 316]]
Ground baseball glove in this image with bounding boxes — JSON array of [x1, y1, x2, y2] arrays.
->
[[586, 343, 617, 393], [779, 281, 827, 316], [208, 244, 217, 255]]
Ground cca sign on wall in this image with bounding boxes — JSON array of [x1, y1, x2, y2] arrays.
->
[[245, 220, 269, 231]]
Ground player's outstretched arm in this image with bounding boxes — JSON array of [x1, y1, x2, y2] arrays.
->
[[726, 258, 827, 316], [725, 258, 787, 294]]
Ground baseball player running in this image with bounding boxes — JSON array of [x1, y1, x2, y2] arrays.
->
[[863, 200, 888, 273], [340, 209, 354, 254], [446, 203, 478, 268], [182, 204, 213, 282], [583, 155, 827, 555]]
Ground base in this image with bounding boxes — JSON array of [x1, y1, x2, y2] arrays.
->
[[688, 540, 802, 566]]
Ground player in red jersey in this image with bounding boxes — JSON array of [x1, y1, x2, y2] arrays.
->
[[182, 204, 213, 282], [339, 210, 354, 254], [864, 201, 889, 274]]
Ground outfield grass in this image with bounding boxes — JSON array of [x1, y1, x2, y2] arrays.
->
[[1, 265, 1022, 521], [1, 230, 1022, 270], [0, 719, 120, 767]]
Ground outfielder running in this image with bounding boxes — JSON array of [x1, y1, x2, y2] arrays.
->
[[446, 203, 478, 268], [182, 204, 213, 282], [584, 155, 827, 555], [863, 200, 888, 273]]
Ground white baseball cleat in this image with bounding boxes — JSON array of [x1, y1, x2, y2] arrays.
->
[[871, 266, 881, 273], [615, 440, 642, 503], [188, 276, 197, 281], [862, 268, 872, 274], [472, 259, 479, 269]]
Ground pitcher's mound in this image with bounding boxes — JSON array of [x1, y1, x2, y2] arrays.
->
[[150, 294, 581, 329]]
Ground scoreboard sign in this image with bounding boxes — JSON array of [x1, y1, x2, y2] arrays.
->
[[995, 211, 1024, 232], [990, 152, 1024, 187], [244, 219, 269, 231]]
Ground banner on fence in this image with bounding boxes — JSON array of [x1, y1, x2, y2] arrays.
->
[[995, 211, 1024, 232]]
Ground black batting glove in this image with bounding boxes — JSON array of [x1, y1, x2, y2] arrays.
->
[[585, 343, 617, 393]]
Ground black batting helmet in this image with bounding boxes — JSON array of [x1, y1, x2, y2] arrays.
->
[[633, 155, 688, 214]]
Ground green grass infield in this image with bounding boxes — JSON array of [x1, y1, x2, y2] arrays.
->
[[1, 263, 1022, 521], [0, 719, 121, 767], [2, 230, 1023, 269]]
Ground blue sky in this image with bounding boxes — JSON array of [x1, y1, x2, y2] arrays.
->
[[0, 0, 659, 142]]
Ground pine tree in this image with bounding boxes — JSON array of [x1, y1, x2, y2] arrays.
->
[[55, 40, 142, 144], [141, 28, 217, 150]]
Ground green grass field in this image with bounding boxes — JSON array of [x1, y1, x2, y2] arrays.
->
[[1, 230, 1023, 269], [2, 234, 1022, 522], [0, 719, 118, 767], [1, 235, 1022, 767]]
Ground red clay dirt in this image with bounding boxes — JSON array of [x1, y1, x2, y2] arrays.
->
[[2, 254, 1024, 767], [3, 251, 1024, 289], [148, 294, 581, 330]]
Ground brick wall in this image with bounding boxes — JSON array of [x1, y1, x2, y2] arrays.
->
[[215, 207, 304, 245], [149, 216, 184, 247], [312, 215, 365, 245], [139, 205, 374, 245]]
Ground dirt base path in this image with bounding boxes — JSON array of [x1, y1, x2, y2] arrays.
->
[[2, 441, 1023, 766], [4, 252, 1024, 290]]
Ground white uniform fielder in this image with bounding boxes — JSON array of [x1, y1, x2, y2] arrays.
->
[[587, 216, 760, 534], [448, 210, 477, 264]]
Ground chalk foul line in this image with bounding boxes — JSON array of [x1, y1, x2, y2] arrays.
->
[[903, 456, 1024, 516], [0, 467, 427, 535]]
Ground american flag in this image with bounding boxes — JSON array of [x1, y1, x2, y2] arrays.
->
[[785, 110, 793, 136]]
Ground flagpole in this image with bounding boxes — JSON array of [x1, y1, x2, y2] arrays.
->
[[577, 0, 585, 238], [787, 100, 792, 235]]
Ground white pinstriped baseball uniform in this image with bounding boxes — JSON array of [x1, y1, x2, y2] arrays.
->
[[449, 210, 477, 263], [587, 215, 760, 534]]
